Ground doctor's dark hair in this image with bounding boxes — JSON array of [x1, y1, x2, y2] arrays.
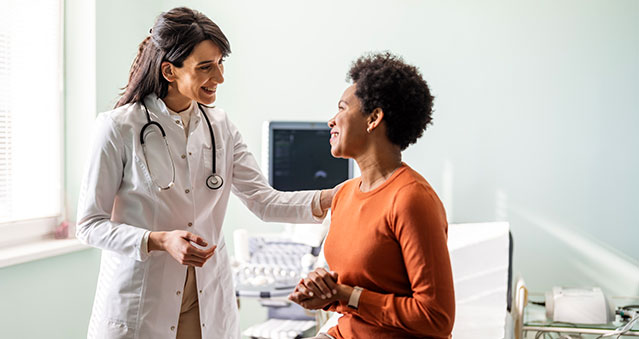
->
[[116, 7, 231, 108], [348, 52, 434, 150]]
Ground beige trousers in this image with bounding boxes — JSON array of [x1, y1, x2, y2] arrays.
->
[[177, 266, 202, 339]]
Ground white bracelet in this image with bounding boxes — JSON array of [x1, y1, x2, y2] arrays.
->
[[348, 286, 363, 310]]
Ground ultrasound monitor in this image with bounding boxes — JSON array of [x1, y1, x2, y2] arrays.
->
[[262, 121, 353, 191]]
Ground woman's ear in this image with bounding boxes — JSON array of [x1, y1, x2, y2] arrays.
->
[[367, 108, 385, 132], [161, 61, 176, 82]]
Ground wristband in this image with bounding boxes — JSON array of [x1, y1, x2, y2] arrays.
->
[[347, 286, 363, 310]]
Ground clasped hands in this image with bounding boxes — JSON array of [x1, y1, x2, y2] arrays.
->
[[288, 267, 353, 310], [149, 230, 216, 267]]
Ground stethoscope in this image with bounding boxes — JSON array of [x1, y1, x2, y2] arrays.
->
[[140, 101, 224, 191]]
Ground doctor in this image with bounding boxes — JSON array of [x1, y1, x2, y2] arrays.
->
[[76, 7, 334, 339]]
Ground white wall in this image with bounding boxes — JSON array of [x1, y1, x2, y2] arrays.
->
[[92, 0, 638, 301]]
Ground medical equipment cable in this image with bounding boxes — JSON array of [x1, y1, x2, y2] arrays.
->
[[594, 306, 639, 339]]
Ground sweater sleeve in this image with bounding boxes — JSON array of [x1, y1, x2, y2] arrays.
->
[[330, 183, 455, 338]]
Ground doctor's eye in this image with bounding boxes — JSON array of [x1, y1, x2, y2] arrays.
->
[[199, 65, 212, 71]]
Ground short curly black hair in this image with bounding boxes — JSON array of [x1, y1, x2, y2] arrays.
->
[[348, 52, 434, 150]]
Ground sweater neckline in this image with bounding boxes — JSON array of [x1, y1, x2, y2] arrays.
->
[[354, 163, 408, 198]]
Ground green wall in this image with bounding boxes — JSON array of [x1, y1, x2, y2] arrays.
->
[[163, 0, 639, 297], [0, 249, 101, 339], [95, 0, 163, 112]]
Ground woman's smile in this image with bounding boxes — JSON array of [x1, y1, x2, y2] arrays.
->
[[329, 130, 339, 145]]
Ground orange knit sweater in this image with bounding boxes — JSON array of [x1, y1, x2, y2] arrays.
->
[[324, 164, 455, 339]]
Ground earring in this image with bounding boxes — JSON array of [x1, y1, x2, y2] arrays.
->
[[366, 127, 371, 133]]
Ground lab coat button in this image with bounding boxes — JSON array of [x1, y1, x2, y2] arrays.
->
[[188, 222, 193, 227], [199, 289, 203, 294], [175, 120, 180, 124], [185, 189, 190, 194], [176, 291, 181, 296], [181, 154, 186, 159], [170, 326, 175, 331], [188, 152, 192, 156]]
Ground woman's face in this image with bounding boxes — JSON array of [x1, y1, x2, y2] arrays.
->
[[170, 40, 225, 106], [328, 84, 369, 159]]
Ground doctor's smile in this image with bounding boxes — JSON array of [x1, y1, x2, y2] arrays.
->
[[201, 86, 216, 95]]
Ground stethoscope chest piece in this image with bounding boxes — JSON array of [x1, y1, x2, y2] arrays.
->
[[207, 174, 224, 190]]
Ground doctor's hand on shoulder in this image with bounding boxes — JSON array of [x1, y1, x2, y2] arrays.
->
[[319, 183, 343, 211], [148, 231, 216, 267]]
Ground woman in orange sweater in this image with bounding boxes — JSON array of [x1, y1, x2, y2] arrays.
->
[[289, 52, 455, 339]]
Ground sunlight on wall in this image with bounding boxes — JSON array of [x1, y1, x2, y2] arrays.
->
[[512, 206, 639, 296]]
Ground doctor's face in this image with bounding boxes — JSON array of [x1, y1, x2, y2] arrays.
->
[[328, 84, 369, 159], [170, 40, 225, 106]]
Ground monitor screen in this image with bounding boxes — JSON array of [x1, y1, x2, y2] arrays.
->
[[266, 121, 352, 191]]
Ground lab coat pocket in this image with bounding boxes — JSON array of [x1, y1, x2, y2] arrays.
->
[[135, 141, 174, 191], [202, 144, 225, 176], [102, 319, 134, 339], [216, 242, 239, 330], [202, 145, 213, 172], [133, 154, 154, 192], [102, 255, 144, 339]]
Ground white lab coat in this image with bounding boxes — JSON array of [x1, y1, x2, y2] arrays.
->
[[76, 94, 318, 339]]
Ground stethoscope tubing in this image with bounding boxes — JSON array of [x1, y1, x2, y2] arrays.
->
[[197, 103, 223, 189], [140, 108, 175, 190], [140, 101, 223, 190]]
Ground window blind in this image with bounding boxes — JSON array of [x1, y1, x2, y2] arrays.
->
[[0, 7, 13, 221], [0, 0, 62, 233]]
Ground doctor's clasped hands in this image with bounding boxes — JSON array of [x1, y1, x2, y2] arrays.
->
[[148, 230, 216, 267]]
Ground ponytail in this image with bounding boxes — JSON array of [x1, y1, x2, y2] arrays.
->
[[115, 36, 156, 108], [114, 7, 231, 108]]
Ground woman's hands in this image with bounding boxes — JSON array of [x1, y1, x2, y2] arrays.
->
[[288, 268, 353, 310], [289, 283, 337, 310], [148, 230, 216, 267], [299, 267, 340, 299]]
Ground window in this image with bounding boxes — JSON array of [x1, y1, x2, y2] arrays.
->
[[0, 0, 63, 248]]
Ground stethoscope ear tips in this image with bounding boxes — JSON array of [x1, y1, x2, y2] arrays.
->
[[207, 174, 224, 190]]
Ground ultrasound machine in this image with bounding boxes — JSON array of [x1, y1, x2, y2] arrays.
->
[[234, 121, 353, 339]]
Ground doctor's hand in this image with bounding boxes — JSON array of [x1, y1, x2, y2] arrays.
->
[[149, 231, 216, 267], [320, 183, 344, 211]]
